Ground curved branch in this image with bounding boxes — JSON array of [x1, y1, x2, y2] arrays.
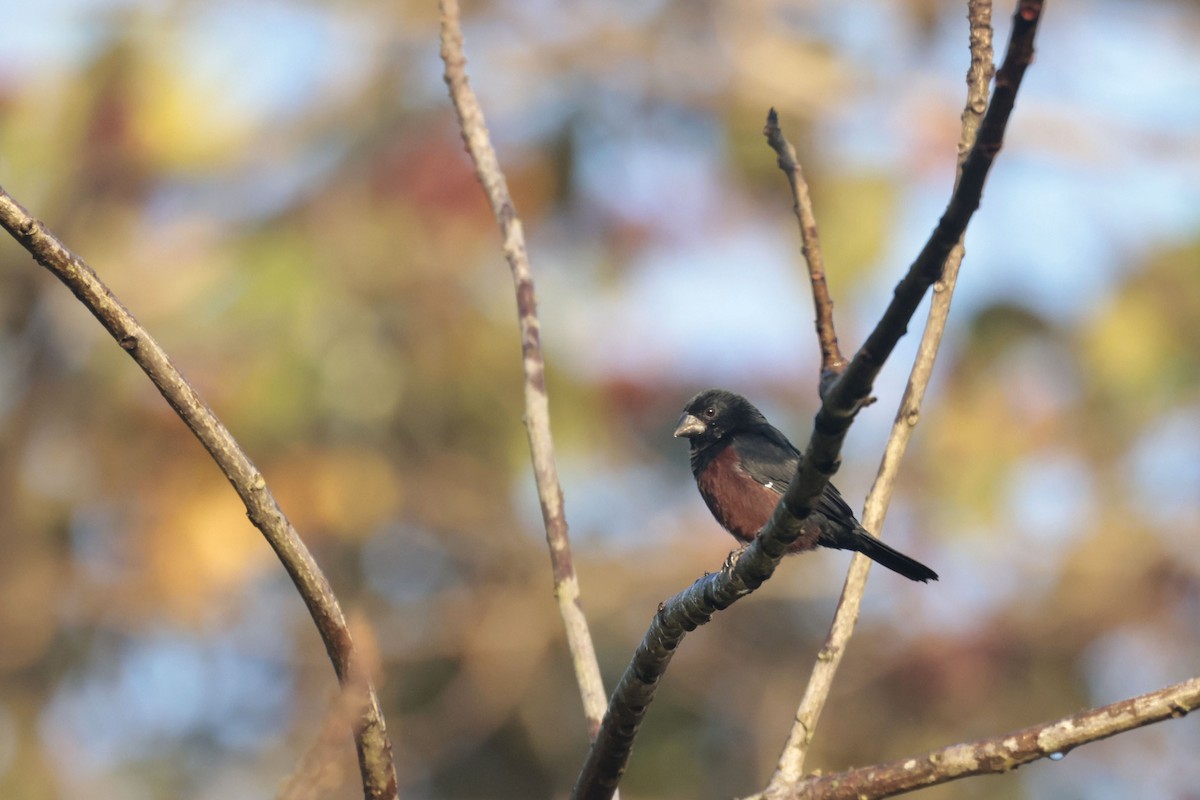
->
[[438, 0, 609, 740], [770, 0, 999, 785], [0, 189, 397, 800], [771, 676, 1200, 799]]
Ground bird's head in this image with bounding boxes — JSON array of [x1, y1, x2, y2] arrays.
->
[[673, 389, 769, 447]]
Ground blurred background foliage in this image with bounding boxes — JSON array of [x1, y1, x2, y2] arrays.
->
[[1, 0, 1198, 798]]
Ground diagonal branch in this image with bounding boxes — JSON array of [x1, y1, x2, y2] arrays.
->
[[0, 190, 397, 800], [573, 3, 1042, 798], [768, 675, 1200, 799], [437, 0, 609, 741], [770, 0, 998, 786], [572, 531, 793, 800]]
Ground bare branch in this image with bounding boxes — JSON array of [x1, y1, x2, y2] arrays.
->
[[762, 676, 1200, 799], [573, 3, 1042, 798], [763, 109, 846, 389], [437, 0, 609, 740], [0, 190, 397, 800], [771, 0, 997, 786]]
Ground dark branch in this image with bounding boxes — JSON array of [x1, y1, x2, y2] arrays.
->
[[572, 544, 787, 800]]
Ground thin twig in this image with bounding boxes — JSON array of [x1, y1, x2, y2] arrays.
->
[[573, 3, 1041, 798], [770, 0, 997, 787], [759, 675, 1200, 799], [437, 0, 609, 741], [0, 190, 398, 800], [763, 109, 846, 389]]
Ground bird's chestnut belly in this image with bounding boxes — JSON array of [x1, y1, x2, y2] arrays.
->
[[696, 446, 819, 551]]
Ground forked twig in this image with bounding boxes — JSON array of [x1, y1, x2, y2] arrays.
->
[[770, 0, 998, 787], [573, 3, 1042, 798]]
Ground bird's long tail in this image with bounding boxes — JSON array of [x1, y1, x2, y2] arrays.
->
[[829, 529, 939, 583]]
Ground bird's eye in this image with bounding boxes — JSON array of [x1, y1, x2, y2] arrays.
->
[[704, 407, 716, 418]]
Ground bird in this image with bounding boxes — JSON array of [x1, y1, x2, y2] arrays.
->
[[674, 388, 938, 582]]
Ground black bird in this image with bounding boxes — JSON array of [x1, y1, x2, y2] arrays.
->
[[674, 389, 937, 582]]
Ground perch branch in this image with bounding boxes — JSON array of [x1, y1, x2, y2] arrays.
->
[[438, 0, 609, 740], [573, 2, 1041, 798], [0, 190, 397, 800], [573, 533, 797, 800]]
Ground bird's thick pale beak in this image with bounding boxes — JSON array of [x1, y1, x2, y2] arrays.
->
[[673, 412, 706, 438]]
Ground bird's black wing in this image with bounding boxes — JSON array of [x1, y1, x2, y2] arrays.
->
[[735, 425, 863, 528], [730, 425, 801, 491]]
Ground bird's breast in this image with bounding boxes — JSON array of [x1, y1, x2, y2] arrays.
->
[[696, 445, 789, 543]]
